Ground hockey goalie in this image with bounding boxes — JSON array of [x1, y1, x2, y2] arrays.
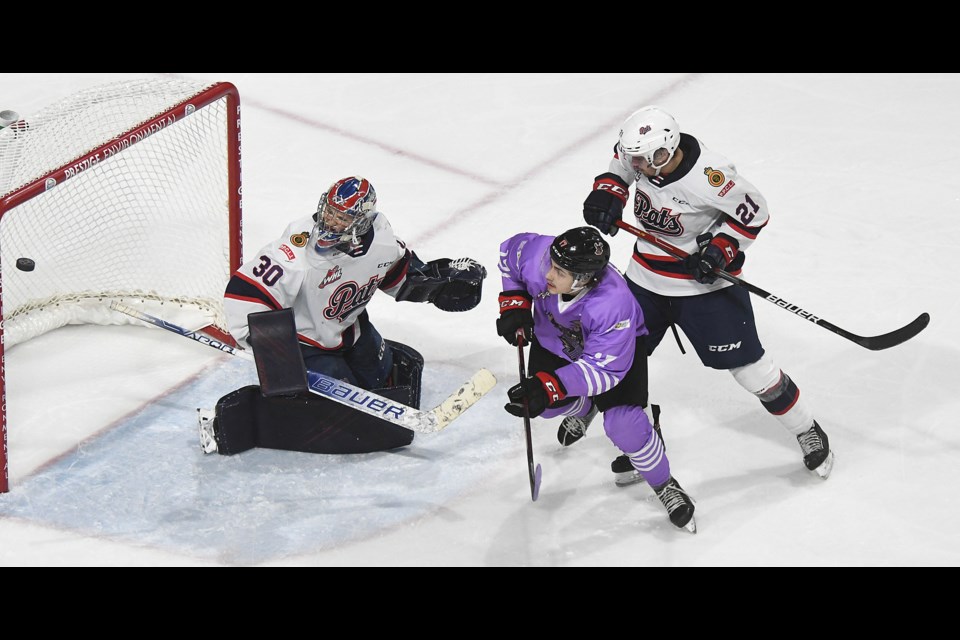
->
[[197, 176, 487, 456]]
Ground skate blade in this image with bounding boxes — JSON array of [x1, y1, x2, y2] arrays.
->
[[614, 471, 646, 487], [812, 450, 835, 480]]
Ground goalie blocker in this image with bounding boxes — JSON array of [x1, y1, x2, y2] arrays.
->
[[205, 309, 425, 455]]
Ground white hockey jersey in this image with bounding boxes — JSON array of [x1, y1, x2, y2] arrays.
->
[[224, 213, 411, 350], [605, 132, 770, 297]]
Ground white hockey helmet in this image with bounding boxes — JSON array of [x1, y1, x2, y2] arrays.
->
[[617, 106, 681, 177]]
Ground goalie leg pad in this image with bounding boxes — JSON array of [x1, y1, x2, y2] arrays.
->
[[212, 341, 425, 455], [214, 386, 416, 454], [255, 385, 416, 454], [247, 308, 308, 397], [213, 386, 261, 455]]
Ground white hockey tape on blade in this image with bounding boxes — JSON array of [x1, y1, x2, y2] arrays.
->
[[429, 368, 498, 431]]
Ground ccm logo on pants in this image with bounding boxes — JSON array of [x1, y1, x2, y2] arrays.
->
[[708, 341, 742, 352]]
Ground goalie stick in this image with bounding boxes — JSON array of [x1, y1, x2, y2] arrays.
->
[[110, 302, 496, 434], [615, 220, 930, 351]]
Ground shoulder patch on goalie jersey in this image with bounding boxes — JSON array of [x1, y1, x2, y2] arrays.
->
[[290, 232, 309, 247]]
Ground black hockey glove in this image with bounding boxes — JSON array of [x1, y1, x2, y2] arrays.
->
[[396, 257, 487, 312], [683, 232, 743, 284], [430, 258, 487, 312], [583, 172, 630, 237], [496, 290, 534, 346], [504, 371, 567, 419]]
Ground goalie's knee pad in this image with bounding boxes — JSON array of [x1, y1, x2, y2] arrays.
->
[[385, 339, 424, 408]]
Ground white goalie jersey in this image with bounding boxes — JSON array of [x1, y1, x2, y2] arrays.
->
[[223, 213, 411, 350]]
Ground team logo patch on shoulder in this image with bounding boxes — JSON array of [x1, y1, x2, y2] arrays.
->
[[704, 167, 726, 187], [279, 244, 296, 260], [319, 265, 343, 289], [290, 232, 309, 247], [718, 180, 736, 197], [613, 319, 631, 330]]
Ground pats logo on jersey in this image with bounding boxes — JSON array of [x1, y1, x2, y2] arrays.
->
[[634, 189, 683, 237], [319, 265, 343, 289], [704, 167, 726, 187]]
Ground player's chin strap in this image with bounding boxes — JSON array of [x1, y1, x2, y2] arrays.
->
[[395, 256, 487, 312], [109, 302, 496, 433]]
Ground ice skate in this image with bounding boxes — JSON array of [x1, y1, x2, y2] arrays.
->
[[557, 403, 598, 446], [797, 421, 833, 479], [611, 454, 646, 486], [611, 404, 662, 486], [653, 476, 696, 533], [197, 408, 218, 454]]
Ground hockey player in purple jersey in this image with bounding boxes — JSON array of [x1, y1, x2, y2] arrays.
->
[[496, 226, 696, 533], [582, 106, 833, 480]]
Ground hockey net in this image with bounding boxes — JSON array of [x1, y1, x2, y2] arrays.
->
[[0, 77, 243, 492]]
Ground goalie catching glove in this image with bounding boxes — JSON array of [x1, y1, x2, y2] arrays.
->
[[395, 257, 487, 312]]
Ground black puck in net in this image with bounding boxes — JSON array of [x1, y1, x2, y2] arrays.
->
[[15, 257, 35, 272]]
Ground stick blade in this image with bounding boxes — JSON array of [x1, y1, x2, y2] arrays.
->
[[531, 463, 542, 501], [428, 368, 498, 432], [859, 312, 930, 351]]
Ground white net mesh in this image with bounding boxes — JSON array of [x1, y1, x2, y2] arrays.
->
[[0, 77, 237, 347]]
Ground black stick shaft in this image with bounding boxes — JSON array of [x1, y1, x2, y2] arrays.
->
[[516, 331, 541, 501], [614, 220, 929, 351]]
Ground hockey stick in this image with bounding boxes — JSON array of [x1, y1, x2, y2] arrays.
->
[[615, 220, 930, 351], [109, 302, 496, 434], [515, 331, 542, 501]]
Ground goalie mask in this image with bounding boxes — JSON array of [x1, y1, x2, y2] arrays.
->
[[617, 106, 681, 178], [310, 176, 378, 252]]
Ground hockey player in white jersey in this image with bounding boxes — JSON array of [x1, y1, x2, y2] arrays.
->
[[582, 106, 833, 480], [198, 176, 486, 457]]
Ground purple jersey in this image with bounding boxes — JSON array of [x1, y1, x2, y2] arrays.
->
[[498, 232, 648, 398]]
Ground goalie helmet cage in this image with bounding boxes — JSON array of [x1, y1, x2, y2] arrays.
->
[[0, 78, 243, 493]]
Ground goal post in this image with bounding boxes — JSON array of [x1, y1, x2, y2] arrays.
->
[[0, 78, 243, 493]]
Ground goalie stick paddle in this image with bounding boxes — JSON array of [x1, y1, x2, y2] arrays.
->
[[110, 302, 496, 434], [515, 331, 542, 502], [614, 220, 930, 351]]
